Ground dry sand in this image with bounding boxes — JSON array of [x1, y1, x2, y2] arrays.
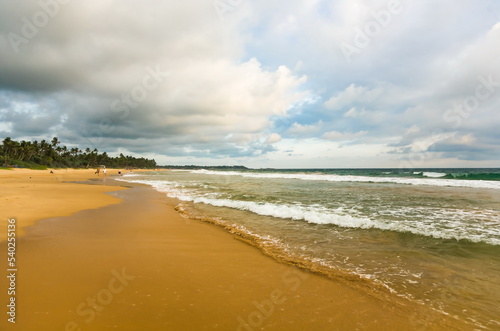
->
[[0, 168, 126, 240], [0, 169, 469, 330]]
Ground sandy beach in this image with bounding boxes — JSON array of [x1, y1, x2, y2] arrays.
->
[[0, 169, 469, 330], [0, 169, 126, 240]]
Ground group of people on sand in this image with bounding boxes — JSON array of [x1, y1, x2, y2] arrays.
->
[[94, 168, 107, 176], [49, 168, 122, 176], [94, 168, 122, 176]]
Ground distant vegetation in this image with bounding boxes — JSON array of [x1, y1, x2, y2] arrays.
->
[[1, 137, 157, 169]]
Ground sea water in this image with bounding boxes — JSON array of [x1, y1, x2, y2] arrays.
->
[[118, 168, 500, 329]]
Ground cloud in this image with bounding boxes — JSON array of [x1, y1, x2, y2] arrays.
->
[[324, 84, 383, 110], [287, 121, 323, 136], [265, 133, 282, 144], [322, 130, 367, 141], [429, 134, 500, 161], [0, 0, 499, 167], [0, 0, 310, 160]]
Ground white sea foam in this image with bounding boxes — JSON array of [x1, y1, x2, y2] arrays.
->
[[422, 172, 447, 178], [190, 170, 500, 189], [117, 177, 500, 245], [118, 172, 500, 329]]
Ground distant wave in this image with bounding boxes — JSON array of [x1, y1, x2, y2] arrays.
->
[[118, 178, 500, 246], [412, 171, 448, 178], [422, 172, 447, 178], [444, 173, 500, 181], [191, 170, 500, 190]]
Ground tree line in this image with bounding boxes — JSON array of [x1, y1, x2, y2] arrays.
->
[[1, 137, 157, 169]]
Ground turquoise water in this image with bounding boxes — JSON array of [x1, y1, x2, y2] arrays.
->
[[119, 168, 500, 329]]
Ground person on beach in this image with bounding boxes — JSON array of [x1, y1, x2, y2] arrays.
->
[[103, 168, 107, 176], [95, 168, 100, 176]]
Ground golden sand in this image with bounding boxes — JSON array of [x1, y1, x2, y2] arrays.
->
[[0, 168, 126, 240], [0, 170, 469, 330]]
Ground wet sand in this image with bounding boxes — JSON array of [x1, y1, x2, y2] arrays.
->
[[0, 171, 469, 330], [0, 168, 126, 240]]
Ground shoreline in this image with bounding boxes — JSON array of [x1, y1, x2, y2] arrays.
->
[[0, 171, 469, 330], [0, 168, 128, 241]]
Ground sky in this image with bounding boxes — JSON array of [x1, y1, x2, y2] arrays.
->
[[0, 0, 499, 168]]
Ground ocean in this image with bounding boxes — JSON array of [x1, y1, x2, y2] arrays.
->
[[118, 168, 500, 329]]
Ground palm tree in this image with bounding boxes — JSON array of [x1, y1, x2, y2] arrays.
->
[[2, 136, 157, 169], [2, 137, 13, 164], [40, 140, 50, 156], [25, 144, 37, 161], [51, 137, 60, 148], [18, 140, 29, 161]]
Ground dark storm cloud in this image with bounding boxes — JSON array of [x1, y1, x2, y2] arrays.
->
[[0, 0, 499, 166]]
